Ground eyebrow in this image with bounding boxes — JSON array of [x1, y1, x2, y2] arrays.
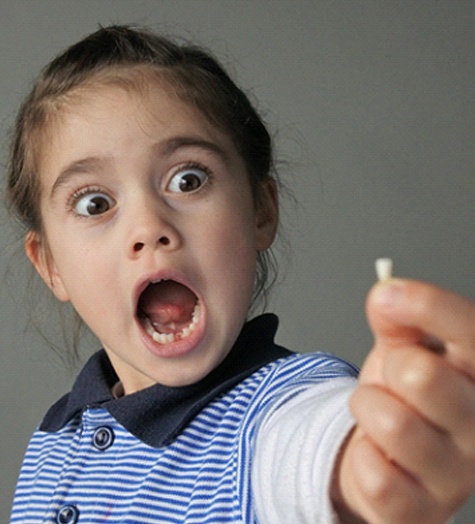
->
[[50, 157, 109, 198], [158, 136, 232, 164], [49, 135, 232, 199]]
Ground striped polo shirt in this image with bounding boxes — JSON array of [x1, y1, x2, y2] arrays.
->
[[10, 314, 358, 523]]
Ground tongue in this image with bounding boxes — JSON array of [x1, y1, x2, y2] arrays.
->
[[139, 280, 197, 326]]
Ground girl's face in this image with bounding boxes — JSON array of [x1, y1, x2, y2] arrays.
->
[[27, 81, 277, 393]]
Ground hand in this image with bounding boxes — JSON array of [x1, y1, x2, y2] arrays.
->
[[336, 279, 475, 523]]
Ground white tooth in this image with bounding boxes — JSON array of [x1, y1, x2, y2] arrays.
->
[[192, 304, 200, 321], [145, 301, 201, 344], [151, 331, 177, 345], [153, 332, 169, 344], [375, 258, 393, 281]]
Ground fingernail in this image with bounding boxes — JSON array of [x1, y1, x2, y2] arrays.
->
[[372, 279, 404, 308]]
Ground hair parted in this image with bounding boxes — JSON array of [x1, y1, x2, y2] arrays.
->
[[7, 24, 279, 320]]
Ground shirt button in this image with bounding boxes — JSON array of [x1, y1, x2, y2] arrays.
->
[[92, 426, 115, 451], [56, 504, 79, 524]]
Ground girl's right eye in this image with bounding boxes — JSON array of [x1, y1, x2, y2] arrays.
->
[[73, 191, 116, 217]]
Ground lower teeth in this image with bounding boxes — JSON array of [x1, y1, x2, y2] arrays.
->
[[145, 304, 200, 345]]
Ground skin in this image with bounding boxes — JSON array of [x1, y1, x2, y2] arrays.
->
[[335, 279, 475, 523], [24, 75, 475, 522], [26, 81, 278, 394]]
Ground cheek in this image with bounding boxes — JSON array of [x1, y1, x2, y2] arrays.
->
[[205, 211, 258, 291], [46, 233, 117, 305]]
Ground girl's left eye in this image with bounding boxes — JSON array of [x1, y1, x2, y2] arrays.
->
[[73, 192, 115, 216], [167, 166, 209, 194]]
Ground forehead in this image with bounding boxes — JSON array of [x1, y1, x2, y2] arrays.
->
[[37, 76, 241, 180], [52, 76, 224, 143]]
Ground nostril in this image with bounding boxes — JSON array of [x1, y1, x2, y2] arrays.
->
[[133, 237, 170, 252]]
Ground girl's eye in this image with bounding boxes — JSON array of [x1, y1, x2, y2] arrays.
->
[[73, 192, 115, 216], [167, 166, 209, 194]]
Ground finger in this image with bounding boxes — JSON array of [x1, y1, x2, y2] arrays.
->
[[351, 384, 474, 505], [366, 279, 475, 376], [383, 344, 475, 461], [345, 431, 447, 524]]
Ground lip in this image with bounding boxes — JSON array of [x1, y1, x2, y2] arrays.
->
[[133, 269, 206, 359]]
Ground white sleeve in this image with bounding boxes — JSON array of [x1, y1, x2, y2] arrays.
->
[[252, 376, 357, 524]]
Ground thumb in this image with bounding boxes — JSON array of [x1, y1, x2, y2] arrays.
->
[[358, 280, 415, 386], [366, 279, 424, 347], [366, 277, 475, 379], [359, 278, 455, 386]]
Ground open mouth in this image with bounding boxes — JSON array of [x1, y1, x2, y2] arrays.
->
[[137, 280, 200, 345]]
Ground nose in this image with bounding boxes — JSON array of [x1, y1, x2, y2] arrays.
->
[[126, 199, 181, 258]]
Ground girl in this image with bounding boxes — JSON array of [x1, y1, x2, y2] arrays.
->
[[7, 25, 475, 523]]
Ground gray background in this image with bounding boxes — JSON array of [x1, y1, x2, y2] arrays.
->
[[1, 1, 474, 521]]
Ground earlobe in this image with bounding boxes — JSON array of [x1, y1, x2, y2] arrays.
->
[[255, 178, 279, 251], [25, 231, 70, 302]]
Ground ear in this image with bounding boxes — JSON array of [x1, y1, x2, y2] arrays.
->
[[25, 231, 70, 302], [255, 178, 279, 251]]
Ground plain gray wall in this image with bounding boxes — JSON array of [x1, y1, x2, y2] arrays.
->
[[1, 1, 474, 521]]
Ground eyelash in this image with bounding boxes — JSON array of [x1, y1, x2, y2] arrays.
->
[[68, 186, 113, 218], [167, 162, 213, 193], [66, 162, 213, 218]]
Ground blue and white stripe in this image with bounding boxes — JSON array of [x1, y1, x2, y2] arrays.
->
[[10, 352, 358, 523]]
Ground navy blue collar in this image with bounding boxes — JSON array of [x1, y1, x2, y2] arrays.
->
[[40, 314, 291, 447]]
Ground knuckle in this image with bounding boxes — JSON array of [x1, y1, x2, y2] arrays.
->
[[381, 407, 416, 444], [382, 411, 435, 465], [399, 350, 441, 396], [364, 475, 432, 524], [361, 463, 395, 504]]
